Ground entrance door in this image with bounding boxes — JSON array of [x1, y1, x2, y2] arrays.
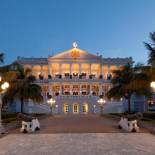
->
[[73, 103, 79, 114]]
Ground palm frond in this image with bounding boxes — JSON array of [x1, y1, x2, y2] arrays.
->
[[107, 85, 124, 99], [150, 32, 155, 43], [0, 53, 4, 63]]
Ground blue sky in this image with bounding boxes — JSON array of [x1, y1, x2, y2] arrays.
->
[[0, 0, 155, 64]]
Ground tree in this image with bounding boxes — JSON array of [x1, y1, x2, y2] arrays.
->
[[0, 53, 4, 64], [107, 64, 150, 113], [2, 63, 43, 113], [145, 32, 155, 66]]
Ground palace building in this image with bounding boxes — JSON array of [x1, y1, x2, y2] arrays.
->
[[16, 43, 133, 114]]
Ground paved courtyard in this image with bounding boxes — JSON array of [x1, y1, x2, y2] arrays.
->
[[0, 133, 155, 155], [11, 114, 149, 133], [0, 115, 154, 155]]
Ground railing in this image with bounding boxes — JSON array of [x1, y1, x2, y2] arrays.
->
[[35, 78, 111, 83], [54, 95, 99, 99]]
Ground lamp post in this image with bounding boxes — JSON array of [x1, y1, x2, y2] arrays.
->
[[47, 97, 56, 115], [97, 97, 106, 115], [0, 76, 9, 134]]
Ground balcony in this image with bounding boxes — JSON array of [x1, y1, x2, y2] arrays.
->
[[35, 78, 111, 84], [34, 74, 112, 83], [52, 79, 111, 83], [54, 94, 99, 99]]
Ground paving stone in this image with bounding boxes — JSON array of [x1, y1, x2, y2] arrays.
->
[[0, 133, 155, 155]]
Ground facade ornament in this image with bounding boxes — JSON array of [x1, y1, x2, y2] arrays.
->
[[73, 42, 78, 48]]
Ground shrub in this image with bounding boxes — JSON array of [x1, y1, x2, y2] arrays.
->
[[143, 112, 155, 120]]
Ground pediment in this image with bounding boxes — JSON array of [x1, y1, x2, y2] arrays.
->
[[50, 47, 100, 60]]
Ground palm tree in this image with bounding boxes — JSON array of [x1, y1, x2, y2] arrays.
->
[[107, 64, 150, 113], [0, 53, 4, 64], [2, 63, 43, 113], [145, 32, 155, 66]]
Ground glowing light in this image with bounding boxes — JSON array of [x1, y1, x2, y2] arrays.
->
[[97, 98, 106, 105], [47, 98, 56, 107], [1, 82, 9, 90], [150, 81, 155, 89]]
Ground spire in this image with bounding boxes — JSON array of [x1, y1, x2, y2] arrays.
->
[[72, 42, 78, 48]]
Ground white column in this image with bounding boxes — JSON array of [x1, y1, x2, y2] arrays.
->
[[108, 65, 110, 75], [70, 64, 72, 75], [90, 64, 92, 75], [50, 84, 52, 96], [79, 84, 82, 95], [107, 65, 111, 80], [79, 64, 81, 75], [31, 65, 34, 76], [48, 63, 51, 76], [90, 84, 92, 96], [59, 64, 62, 75], [40, 65, 43, 75], [99, 84, 102, 96], [100, 64, 102, 75], [59, 85, 62, 95], [70, 85, 72, 95]]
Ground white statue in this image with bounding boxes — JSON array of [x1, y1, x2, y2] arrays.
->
[[73, 42, 78, 48]]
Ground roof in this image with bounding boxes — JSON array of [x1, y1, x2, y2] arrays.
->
[[16, 42, 133, 65], [16, 57, 48, 65]]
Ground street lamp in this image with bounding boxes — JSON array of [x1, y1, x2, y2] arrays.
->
[[47, 97, 56, 115], [97, 97, 106, 115], [0, 76, 10, 134]]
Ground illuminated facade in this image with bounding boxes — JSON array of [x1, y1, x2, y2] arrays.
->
[[17, 43, 133, 114]]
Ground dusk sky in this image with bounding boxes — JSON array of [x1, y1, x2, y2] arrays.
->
[[0, 0, 155, 64]]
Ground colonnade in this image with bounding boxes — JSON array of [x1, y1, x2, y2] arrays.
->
[[24, 63, 119, 79]]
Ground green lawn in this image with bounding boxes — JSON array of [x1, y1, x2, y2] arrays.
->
[[2, 113, 18, 123], [109, 112, 155, 125], [142, 112, 155, 124]]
